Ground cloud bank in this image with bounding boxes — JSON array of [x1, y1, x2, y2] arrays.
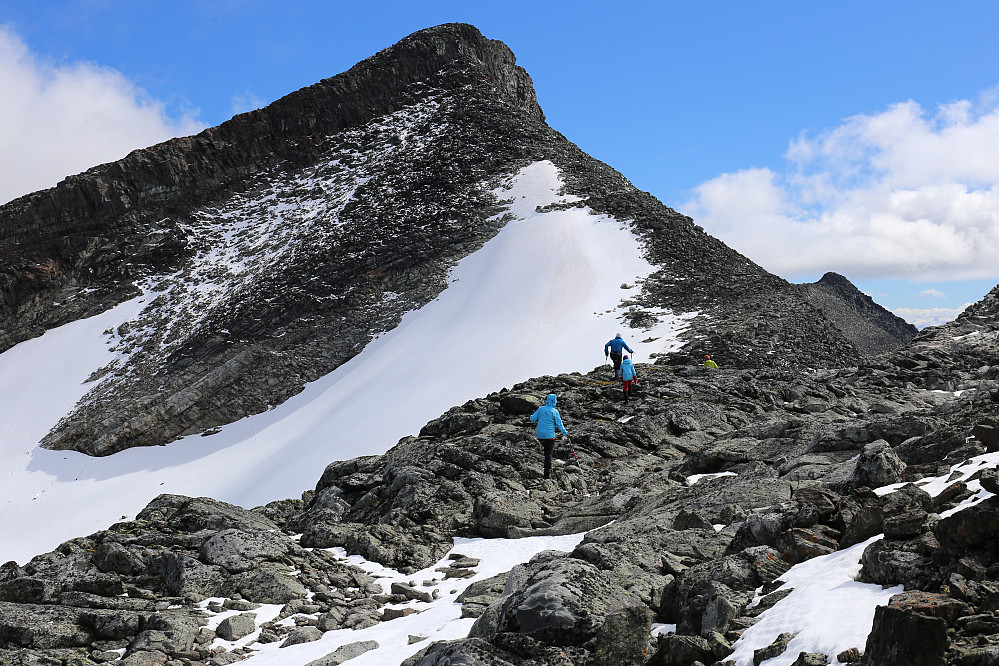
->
[[892, 304, 972, 329], [0, 26, 204, 205], [686, 92, 999, 282]]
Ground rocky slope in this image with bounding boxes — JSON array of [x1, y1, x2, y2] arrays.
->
[[1, 283, 996, 666], [795, 272, 917, 357], [1, 24, 906, 458]]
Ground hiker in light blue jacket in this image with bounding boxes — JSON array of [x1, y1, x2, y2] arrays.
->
[[620, 355, 639, 404], [530, 393, 568, 479], [604, 333, 634, 379]]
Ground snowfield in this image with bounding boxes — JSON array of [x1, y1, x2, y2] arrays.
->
[[0, 160, 690, 565]]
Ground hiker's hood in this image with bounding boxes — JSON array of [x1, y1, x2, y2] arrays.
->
[[546, 394, 557, 407]]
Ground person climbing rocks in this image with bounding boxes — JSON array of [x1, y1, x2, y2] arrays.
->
[[530, 393, 568, 480], [703, 354, 719, 369], [620, 354, 639, 403], [604, 333, 634, 379]]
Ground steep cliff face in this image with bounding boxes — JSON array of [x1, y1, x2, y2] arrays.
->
[[3, 24, 551, 456], [795, 272, 918, 357], [4, 23, 877, 457], [0, 23, 541, 352]]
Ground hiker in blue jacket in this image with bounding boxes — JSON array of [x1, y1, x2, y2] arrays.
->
[[604, 333, 634, 379], [620, 355, 639, 404], [530, 393, 568, 479]]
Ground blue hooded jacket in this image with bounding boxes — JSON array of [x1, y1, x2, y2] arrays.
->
[[621, 358, 638, 381], [530, 394, 568, 439], [604, 336, 634, 355]]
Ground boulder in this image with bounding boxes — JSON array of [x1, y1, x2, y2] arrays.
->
[[199, 528, 291, 572], [92, 542, 147, 576], [216, 612, 256, 641], [777, 526, 839, 564], [648, 633, 713, 665], [863, 594, 951, 666], [280, 626, 323, 648], [472, 491, 545, 537], [847, 440, 905, 488], [935, 496, 999, 554], [0, 602, 90, 648], [470, 556, 650, 664], [79, 609, 142, 640], [498, 394, 543, 415], [402, 637, 523, 665], [233, 565, 307, 604], [754, 632, 796, 665], [305, 640, 379, 666], [151, 551, 231, 600]]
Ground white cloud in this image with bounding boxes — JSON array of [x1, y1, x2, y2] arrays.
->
[[230, 91, 267, 116], [918, 288, 947, 299], [0, 26, 205, 205], [892, 304, 972, 328], [686, 91, 999, 282]]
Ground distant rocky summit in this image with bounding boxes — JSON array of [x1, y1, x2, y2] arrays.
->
[[1, 281, 997, 666], [795, 272, 917, 356], [1, 24, 913, 458]]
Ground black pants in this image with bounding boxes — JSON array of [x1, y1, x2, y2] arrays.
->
[[609, 352, 622, 377], [539, 438, 556, 479]]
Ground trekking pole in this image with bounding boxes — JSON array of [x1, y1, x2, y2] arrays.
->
[[566, 436, 579, 464]]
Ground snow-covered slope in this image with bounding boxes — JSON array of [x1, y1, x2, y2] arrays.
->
[[0, 161, 690, 566]]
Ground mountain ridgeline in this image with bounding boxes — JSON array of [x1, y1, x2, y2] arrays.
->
[[0, 25, 918, 458], [0, 24, 914, 457]]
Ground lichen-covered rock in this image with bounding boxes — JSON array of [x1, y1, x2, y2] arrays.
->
[[847, 440, 906, 488], [470, 555, 650, 664], [216, 612, 256, 641], [233, 565, 307, 605], [305, 640, 380, 666]]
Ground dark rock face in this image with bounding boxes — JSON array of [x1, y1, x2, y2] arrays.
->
[[796, 271, 918, 356], [863, 592, 962, 666]]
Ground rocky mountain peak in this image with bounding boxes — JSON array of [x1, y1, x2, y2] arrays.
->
[[816, 271, 855, 289], [2, 23, 919, 460], [795, 271, 917, 357]]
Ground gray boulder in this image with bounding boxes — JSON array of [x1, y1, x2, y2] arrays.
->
[[216, 612, 257, 641], [280, 626, 324, 647], [305, 640, 379, 666], [847, 440, 905, 488], [472, 491, 545, 537], [199, 528, 291, 573], [470, 555, 650, 664], [233, 565, 307, 604], [151, 551, 231, 600], [402, 637, 523, 665], [0, 602, 90, 648]]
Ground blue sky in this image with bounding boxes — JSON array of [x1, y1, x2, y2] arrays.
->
[[2, 1, 998, 326]]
